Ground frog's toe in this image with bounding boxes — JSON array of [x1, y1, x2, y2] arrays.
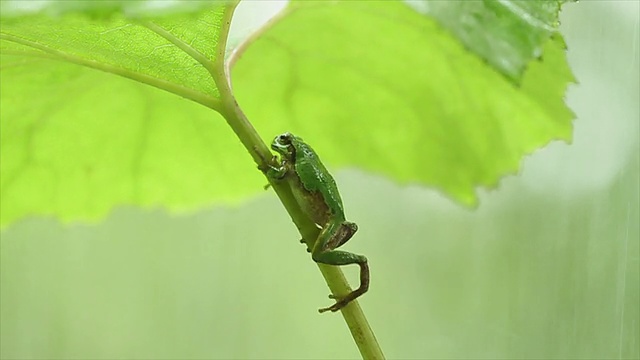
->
[[318, 303, 339, 313], [318, 298, 348, 313]]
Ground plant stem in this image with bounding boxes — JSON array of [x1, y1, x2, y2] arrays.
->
[[213, 2, 385, 359]]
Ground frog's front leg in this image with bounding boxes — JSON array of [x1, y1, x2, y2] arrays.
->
[[263, 158, 289, 182], [311, 221, 369, 313]]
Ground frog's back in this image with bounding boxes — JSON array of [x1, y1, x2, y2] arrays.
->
[[293, 141, 345, 219]]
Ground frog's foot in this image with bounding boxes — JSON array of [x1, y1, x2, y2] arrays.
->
[[318, 302, 342, 313], [318, 262, 369, 313], [257, 151, 278, 190], [255, 149, 271, 172], [318, 294, 352, 313]]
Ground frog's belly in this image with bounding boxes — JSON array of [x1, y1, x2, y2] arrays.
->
[[290, 185, 330, 226]]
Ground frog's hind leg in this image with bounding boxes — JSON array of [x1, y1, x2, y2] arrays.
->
[[317, 257, 369, 313], [312, 223, 369, 313], [331, 221, 358, 249]]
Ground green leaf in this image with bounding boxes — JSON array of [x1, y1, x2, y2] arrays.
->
[[231, 0, 575, 205], [1, 6, 225, 101], [0, 0, 575, 226], [1, 1, 264, 226], [406, 0, 572, 83]]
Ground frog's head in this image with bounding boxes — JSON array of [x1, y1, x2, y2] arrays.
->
[[271, 132, 297, 160]]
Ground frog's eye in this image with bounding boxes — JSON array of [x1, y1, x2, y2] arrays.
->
[[278, 133, 292, 145]]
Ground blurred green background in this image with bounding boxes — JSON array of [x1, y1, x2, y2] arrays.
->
[[1, 1, 638, 359]]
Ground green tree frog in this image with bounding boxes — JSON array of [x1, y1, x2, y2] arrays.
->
[[265, 132, 369, 313]]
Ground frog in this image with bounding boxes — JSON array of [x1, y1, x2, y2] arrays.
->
[[263, 132, 369, 313]]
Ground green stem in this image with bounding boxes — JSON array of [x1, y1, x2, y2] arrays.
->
[[214, 3, 385, 360]]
